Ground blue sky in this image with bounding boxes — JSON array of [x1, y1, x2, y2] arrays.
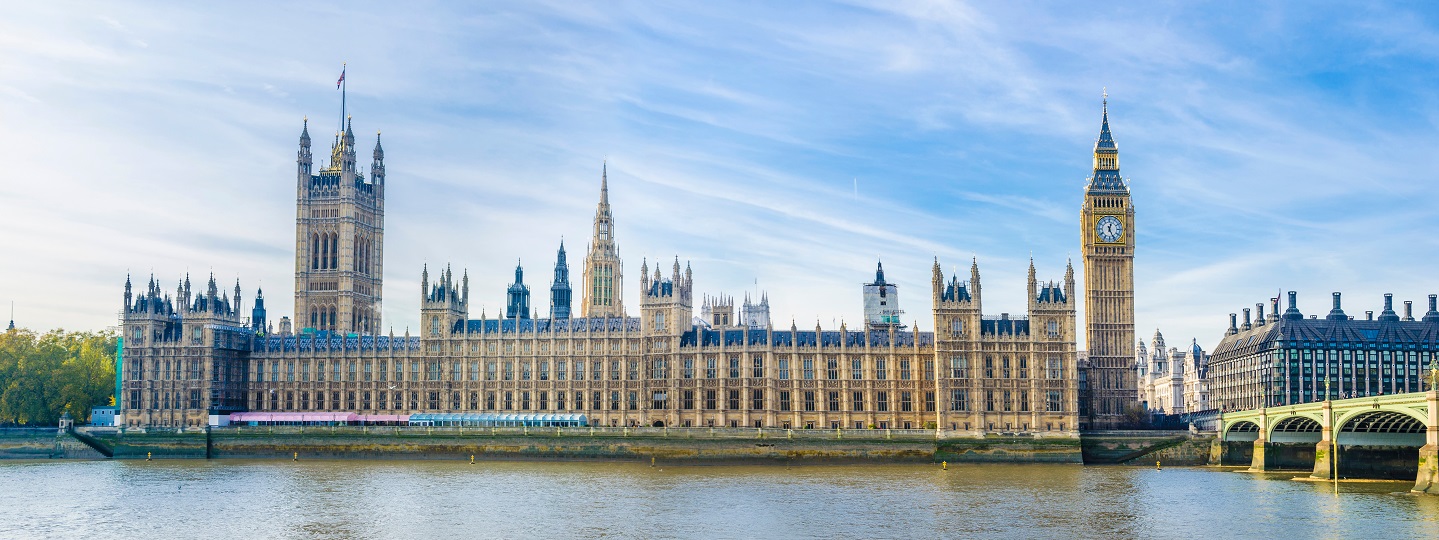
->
[[4, 2, 1439, 351]]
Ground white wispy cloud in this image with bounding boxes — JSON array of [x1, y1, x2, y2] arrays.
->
[[4, 1, 1439, 350]]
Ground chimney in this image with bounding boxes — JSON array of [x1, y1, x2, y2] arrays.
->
[[1424, 294, 1439, 323], [1254, 303, 1266, 326], [1379, 293, 1399, 322], [1366, 311, 1373, 321], [1269, 296, 1280, 322], [1403, 301, 1414, 321], [1242, 308, 1252, 330], [1227, 313, 1238, 335], [1326, 292, 1347, 321]]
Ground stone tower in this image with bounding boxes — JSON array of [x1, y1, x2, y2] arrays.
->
[[293, 116, 385, 336], [550, 241, 573, 319], [863, 261, 902, 329], [581, 163, 624, 318], [506, 261, 531, 320], [1080, 94, 1137, 428], [420, 264, 467, 338], [640, 257, 693, 337]]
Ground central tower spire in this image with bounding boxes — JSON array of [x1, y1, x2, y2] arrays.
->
[[581, 162, 624, 317], [1087, 91, 1125, 192]]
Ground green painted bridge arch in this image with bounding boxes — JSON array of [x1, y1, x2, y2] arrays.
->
[[1213, 390, 1438, 494]]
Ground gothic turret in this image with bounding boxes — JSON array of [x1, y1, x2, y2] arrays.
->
[[550, 241, 572, 320], [297, 118, 313, 193], [251, 288, 267, 333], [421, 263, 466, 336], [506, 261, 531, 320], [371, 131, 385, 187], [640, 256, 693, 336]]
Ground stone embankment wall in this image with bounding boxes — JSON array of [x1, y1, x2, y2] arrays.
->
[[78, 427, 1093, 463], [0, 428, 62, 458], [1080, 431, 1216, 465], [0, 428, 107, 459], [69, 427, 1226, 466]]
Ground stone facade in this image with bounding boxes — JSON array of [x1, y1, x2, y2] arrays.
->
[[1209, 291, 1439, 412], [115, 113, 1100, 437], [1136, 330, 1210, 415]]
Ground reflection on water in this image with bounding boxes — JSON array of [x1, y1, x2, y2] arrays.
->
[[0, 460, 1434, 539]]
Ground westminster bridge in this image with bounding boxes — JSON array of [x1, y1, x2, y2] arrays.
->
[[1216, 389, 1438, 494]]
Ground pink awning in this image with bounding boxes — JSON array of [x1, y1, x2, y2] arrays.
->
[[230, 412, 358, 422], [356, 414, 409, 423]]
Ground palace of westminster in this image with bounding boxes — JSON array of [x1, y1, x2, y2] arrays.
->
[[116, 99, 1140, 435]]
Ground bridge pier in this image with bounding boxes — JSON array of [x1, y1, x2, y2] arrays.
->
[[1415, 390, 1439, 495], [1311, 401, 1334, 480], [1248, 408, 1270, 471]]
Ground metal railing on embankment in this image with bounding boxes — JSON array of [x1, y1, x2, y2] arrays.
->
[[215, 425, 942, 441]]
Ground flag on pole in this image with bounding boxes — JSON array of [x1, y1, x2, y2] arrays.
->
[[337, 67, 346, 89]]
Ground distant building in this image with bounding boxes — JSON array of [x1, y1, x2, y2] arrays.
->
[[863, 262, 902, 329], [1135, 330, 1210, 414], [89, 406, 117, 427], [1208, 291, 1438, 412], [739, 293, 771, 329], [699, 294, 736, 327]]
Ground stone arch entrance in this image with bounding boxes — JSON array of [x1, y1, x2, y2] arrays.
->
[[651, 420, 665, 428], [1223, 420, 1259, 441], [1218, 421, 1260, 465], [1334, 410, 1427, 480], [1270, 416, 1321, 438], [1263, 416, 1323, 470]]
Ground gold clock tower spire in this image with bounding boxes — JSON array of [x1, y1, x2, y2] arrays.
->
[[1080, 92, 1137, 429]]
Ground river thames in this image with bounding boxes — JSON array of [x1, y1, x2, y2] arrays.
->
[[1, 460, 1434, 538]]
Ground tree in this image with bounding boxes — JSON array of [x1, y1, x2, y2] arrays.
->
[[0, 328, 117, 425]]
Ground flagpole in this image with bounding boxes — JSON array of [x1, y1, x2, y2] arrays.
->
[[341, 62, 347, 133]]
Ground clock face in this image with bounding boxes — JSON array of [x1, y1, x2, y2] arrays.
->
[[1096, 215, 1124, 243]]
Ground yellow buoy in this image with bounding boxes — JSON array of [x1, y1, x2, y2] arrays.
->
[[1156, 460, 1161, 470], [942, 461, 947, 470], [146, 452, 152, 461], [293, 452, 298, 462]]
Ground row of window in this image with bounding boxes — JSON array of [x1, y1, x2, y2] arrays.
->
[[129, 386, 1067, 416], [248, 356, 1067, 383], [948, 389, 1065, 413]]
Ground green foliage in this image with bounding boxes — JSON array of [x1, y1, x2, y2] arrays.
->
[[0, 328, 117, 425], [1121, 403, 1153, 429]]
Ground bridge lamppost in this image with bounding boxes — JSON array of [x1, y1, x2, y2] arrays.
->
[[1324, 374, 1337, 490]]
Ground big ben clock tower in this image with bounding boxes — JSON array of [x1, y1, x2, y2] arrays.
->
[[1081, 93, 1136, 429]]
